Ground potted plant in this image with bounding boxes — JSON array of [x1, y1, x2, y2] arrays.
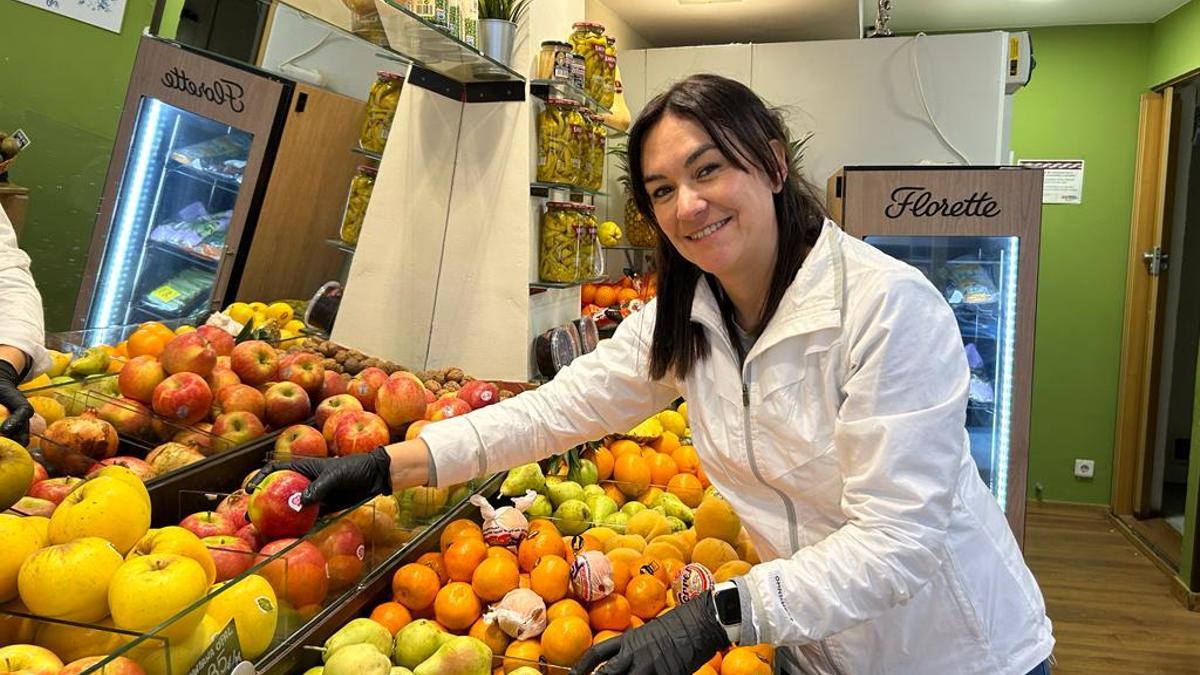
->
[[478, 0, 529, 67]]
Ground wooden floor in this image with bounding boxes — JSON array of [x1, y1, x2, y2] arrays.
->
[[1024, 503, 1200, 674]]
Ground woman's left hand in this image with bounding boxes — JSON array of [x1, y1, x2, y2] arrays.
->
[[569, 589, 730, 675]]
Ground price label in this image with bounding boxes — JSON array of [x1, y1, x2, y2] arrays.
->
[[150, 285, 182, 303], [187, 620, 244, 675]]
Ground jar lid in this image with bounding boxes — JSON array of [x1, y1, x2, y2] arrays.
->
[[541, 40, 571, 48], [356, 165, 378, 176], [572, 21, 605, 31], [546, 201, 577, 208], [376, 70, 405, 81], [545, 97, 579, 107], [606, 36, 616, 44], [578, 204, 596, 211]]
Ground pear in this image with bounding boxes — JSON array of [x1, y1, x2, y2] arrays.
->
[[324, 643, 391, 675], [323, 618, 392, 662], [567, 458, 599, 486], [602, 512, 629, 531], [620, 501, 647, 517], [582, 484, 606, 499], [665, 516, 687, 532], [586, 495, 618, 524], [654, 493, 694, 525], [553, 499, 591, 536], [525, 494, 553, 519], [500, 463, 546, 496], [302, 668, 324, 675], [398, 486, 448, 521], [393, 619, 453, 669], [66, 347, 110, 377], [412, 636, 491, 675], [546, 480, 584, 508], [45, 350, 71, 378], [390, 669, 414, 675]]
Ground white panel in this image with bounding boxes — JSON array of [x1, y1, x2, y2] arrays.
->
[[751, 32, 1008, 188], [331, 83, 461, 369], [644, 44, 753, 99]]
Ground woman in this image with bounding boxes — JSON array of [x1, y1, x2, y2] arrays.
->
[[261, 75, 1054, 674], [0, 204, 48, 446]]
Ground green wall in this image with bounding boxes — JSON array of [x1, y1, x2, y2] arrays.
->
[[1148, 0, 1200, 87], [0, 0, 154, 331], [1011, 25, 1153, 504]]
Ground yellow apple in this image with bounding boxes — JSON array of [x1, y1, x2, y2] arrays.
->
[[0, 439, 34, 512], [0, 515, 43, 602], [126, 527, 216, 585], [0, 601, 39, 645], [203, 573, 278, 659], [18, 537, 123, 622], [48, 476, 150, 554], [109, 554, 209, 642], [33, 617, 133, 664], [125, 618, 208, 675], [21, 517, 49, 546], [0, 644, 62, 674], [88, 465, 151, 508]]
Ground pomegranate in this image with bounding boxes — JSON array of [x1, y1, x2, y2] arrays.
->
[[144, 442, 206, 474], [42, 410, 119, 461]]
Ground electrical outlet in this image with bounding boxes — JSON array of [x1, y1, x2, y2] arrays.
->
[[1074, 459, 1095, 479]]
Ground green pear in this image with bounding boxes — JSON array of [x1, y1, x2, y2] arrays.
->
[[525, 494, 553, 519], [666, 515, 687, 532], [547, 480, 585, 508], [390, 669, 413, 675], [412, 636, 491, 675], [602, 512, 629, 531], [324, 643, 391, 675], [323, 618, 393, 662], [567, 458, 599, 486], [621, 501, 648, 517], [302, 668, 323, 675], [447, 483, 473, 507], [583, 484, 606, 499], [586, 495, 618, 524], [393, 619, 453, 669], [397, 486, 448, 521], [553, 498, 591, 536], [66, 347, 109, 377], [501, 463, 546, 496], [654, 493, 694, 524]]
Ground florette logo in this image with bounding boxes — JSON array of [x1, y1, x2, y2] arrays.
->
[[161, 66, 246, 114], [884, 186, 1002, 218]]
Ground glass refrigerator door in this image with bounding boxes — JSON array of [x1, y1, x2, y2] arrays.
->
[[88, 97, 253, 328], [864, 235, 1020, 511]]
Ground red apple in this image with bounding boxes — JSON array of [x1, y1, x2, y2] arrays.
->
[[207, 363, 241, 396], [264, 382, 311, 428], [458, 380, 500, 409], [279, 352, 325, 396], [215, 489, 251, 530], [29, 461, 48, 486], [314, 394, 363, 430], [117, 355, 166, 404], [59, 655, 145, 675], [28, 476, 84, 504], [96, 396, 152, 437], [428, 396, 472, 421], [152, 372, 213, 426], [375, 371, 428, 431], [404, 419, 431, 441], [160, 331, 217, 377], [202, 535, 256, 582], [320, 371, 349, 400], [86, 456, 157, 482], [346, 367, 388, 411], [322, 408, 359, 447], [424, 388, 436, 404], [333, 411, 390, 456], [5, 496, 56, 517], [247, 469, 318, 539], [211, 411, 266, 449], [180, 510, 237, 538], [310, 518, 366, 591], [217, 384, 266, 420], [196, 325, 235, 357], [256, 538, 328, 608], [235, 523, 265, 551], [275, 425, 328, 460], [230, 340, 278, 386]]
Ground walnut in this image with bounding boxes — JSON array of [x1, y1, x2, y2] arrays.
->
[[443, 381, 461, 392], [498, 390, 514, 400], [322, 358, 339, 371], [424, 379, 441, 392], [344, 357, 361, 373], [445, 368, 464, 382], [334, 350, 350, 362]]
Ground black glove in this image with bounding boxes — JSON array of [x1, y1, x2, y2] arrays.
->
[[247, 446, 392, 513], [570, 589, 731, 675], [0, 360, 33, 448]]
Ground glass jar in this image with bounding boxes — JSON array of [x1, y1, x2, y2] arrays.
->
[[577, 205, 603, 280], [565, 103, 588, 187], [540, 202, 583, 283], [570, 53, 586, 91], [359, 71, 404, 153], [569, 22, 607, 102], [590, 114, 606, 191], [577, 111, 594, 192], [537, 41, 574, 81], [601, 37, 617, 109], [537, 99, 577, 184], [339, 165, 377, 245]]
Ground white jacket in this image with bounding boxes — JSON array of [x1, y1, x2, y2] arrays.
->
[[422, 222, 1054, 674], [0, 205, 49, 378]]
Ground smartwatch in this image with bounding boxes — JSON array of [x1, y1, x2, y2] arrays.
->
[[712, 581, 742, 644]]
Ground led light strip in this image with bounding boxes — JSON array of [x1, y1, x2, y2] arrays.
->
[[994, 237, 1019, 509]]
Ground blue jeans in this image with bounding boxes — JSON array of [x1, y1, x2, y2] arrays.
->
[[1025, 660, 1051, 675]]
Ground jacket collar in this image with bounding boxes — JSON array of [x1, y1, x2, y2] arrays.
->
[[689, 219, 845, 356]]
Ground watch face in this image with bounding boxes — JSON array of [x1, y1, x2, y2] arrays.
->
[[715, 587, 741, 625]]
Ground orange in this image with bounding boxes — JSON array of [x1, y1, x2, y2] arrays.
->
[[696, 667, 718, 675], [433, 581, 482, 631], [546, 598, 589, 623], [562, 533, 602, 567], [750, 643, 774, 662], [113, 341, 128, 358], [518, 528, 566, 573], [608, 558, 632, 594], [618, 275, 634, 289], [650, 430, 681, 455], [441, 518, 484, 552], [584, 446, 615, 482], [540, 616, 593, 667], [636, 486, 664, 507], [721, 646, 771, 675], [641, 446, 658, 461], [660, 558, 686, 582], [127, 330, 167, 358], [593, 629, 623, 645], [613, 453, 651, 498], [487, 546, 519, 565], [416, 551, 449, 585], [471, 555, 520, 602], [666, 472, 705, 508], [648, 453, 679, 486], [593, 285, 618, 308], [629, 615, 644, 629], [392, 563, 441, 611], [529, 555, 570, 603], [697, 464, 711, 489], [633, 557, 670, 585], [625, 574, 667, 619], [370, 601, 412, 635], [580, 283, 597, 305], [444, 537, 489, 582], [602, 483, 627, 507], [706, 650, 723, 672], [608, 439, 642, 458], [469, 616, 511, 655], [617, 288, 639, 304], [503, 639, 544, 673], [140, 321, 175, 338], [527, 519, 562, 537], [588, 593, 632, 631], [671, 445, 701, 475]]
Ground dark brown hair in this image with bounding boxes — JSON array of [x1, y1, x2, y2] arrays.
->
[[628, 74, 827, 380]]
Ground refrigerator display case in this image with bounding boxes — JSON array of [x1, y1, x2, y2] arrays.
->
[[73, 36, 291, 329], [830, 166, 1043, 543]]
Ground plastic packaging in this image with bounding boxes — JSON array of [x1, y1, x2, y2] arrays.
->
[[359, 71, 405, 153], [569, 549, 614, 602], [539, 202, 583, 283], [339, 165, 377, 245], [672, 562, 715, 604], [484, 588, 548, 640], [468, 491, 537, 547]]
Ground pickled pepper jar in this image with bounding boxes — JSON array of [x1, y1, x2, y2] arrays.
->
[[590, 114, 606, 191], [577, 204, 603, 279], [569, 22, 607, 102], [359, 71, 404, 153], [339, 165, 377, 245], [537, 99, 577, 184], [601, 37, 617, 109], [565, 102, 588, 186], [540, 202, 583, 283]]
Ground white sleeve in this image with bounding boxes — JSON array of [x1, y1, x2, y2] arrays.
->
[[0, 204, 49, 379], [739, 271, 969, 645], [418, 301, 682, 487]]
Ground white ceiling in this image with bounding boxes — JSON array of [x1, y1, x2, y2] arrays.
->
[[599, 0, 1191, 48]]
